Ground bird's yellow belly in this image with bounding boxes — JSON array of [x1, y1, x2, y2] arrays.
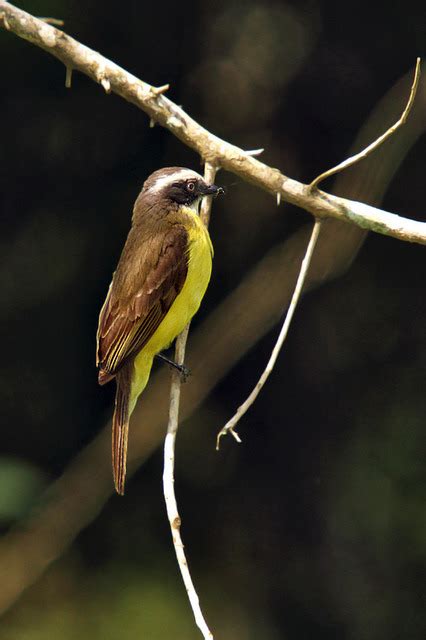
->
[[130, 221, 212, 412]]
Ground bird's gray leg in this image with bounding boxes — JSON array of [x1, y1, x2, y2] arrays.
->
[[156, 352, 190, 382]]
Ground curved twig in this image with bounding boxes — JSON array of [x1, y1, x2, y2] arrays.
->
[[216, 218, 322, 449], [309, 58, 421, 190]]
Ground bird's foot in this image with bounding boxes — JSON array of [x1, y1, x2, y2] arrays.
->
[[156, 352, 191, 382]]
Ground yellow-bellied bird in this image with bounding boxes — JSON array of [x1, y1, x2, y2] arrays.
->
[[97, 167, 223, 494]]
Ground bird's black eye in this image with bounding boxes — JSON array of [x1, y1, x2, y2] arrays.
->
[[186, 181, 196, 192]]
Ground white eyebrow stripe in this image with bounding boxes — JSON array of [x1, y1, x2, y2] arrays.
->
[[148, 169, 203, 194]]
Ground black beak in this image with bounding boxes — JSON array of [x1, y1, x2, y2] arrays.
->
[[200, 183, 225, 197]]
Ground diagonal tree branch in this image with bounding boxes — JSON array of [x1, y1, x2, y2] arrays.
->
[[0, 1, 424, 244]]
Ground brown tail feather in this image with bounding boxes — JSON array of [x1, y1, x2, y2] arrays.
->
[[98, 368, 115, 386], [112, 365, 132, 495]]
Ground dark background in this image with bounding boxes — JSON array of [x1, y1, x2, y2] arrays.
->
[[0, 1, 425, 638]]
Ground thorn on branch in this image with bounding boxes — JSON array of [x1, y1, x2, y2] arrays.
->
[[245, 148, 264, 157], [38, 17, 65, 27], [149, 118, 156, 128], [276, 192, 281, 206], [95, 64, 112, 94], [0, 11, 10, 30], [65, 66, 72, 89], [150, 83, 170, 97], [101, 77, 111, 93]]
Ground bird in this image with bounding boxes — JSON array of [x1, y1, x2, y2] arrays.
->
[[96, 167, 224, 495]]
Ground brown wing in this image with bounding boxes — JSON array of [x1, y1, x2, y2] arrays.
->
[[96, 224, 189, 383]]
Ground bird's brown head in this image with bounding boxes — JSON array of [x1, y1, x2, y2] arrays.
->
[[141, 167, 224, 207]]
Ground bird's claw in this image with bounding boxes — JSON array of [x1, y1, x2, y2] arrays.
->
[[156, 353, 191, 382]]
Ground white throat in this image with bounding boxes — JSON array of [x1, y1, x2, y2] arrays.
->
[[187, 196, 202, 215]]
